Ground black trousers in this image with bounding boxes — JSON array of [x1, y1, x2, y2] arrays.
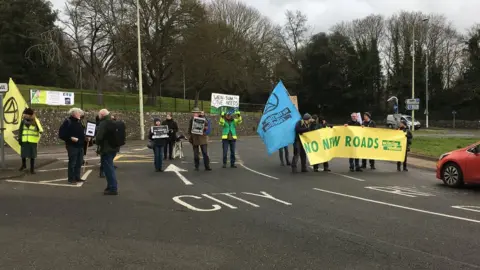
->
[[164, 139, 174, 159], [362, 159, 375, 168], [279, 146, 290, 165], [397, 151, 408, 168], [313, 162, 329, 171], [291, 141, 307, 169]]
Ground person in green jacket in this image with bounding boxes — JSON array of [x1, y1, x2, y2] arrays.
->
[[219, 110, 242, 168]]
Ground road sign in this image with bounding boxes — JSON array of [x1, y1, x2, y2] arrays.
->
[[406, 104, 419, 110], [405, 98, 420, 105], [0, 83, 8, 93]]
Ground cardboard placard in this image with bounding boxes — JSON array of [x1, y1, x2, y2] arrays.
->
[[191, 117, 206, 135], [151, 125, 169, 139]]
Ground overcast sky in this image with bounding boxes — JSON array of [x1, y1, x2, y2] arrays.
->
[[49, 0, 479, 33]]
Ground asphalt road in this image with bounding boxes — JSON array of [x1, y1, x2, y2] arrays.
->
[[1, 138, 480, 269]]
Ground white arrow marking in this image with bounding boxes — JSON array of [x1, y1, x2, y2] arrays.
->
[[164, 164, 193, 185]]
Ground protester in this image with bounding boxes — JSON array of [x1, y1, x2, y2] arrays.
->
[[96, 109, 120, 195], [59, 108, 86, 184], [18, 108, 43, 174], [361, 112, 377, 170], [397, 119, 413, 172], [292, 113, 314, 173], [149, 118, 167, 172], [80, 114, 93, 166], [219, 110, 242, 168], [161, 112, 179, 160], [279, 146, 291, 166], [344, 112, 363, 172], [311, 115, 331, 172], [188, 108, 211, 171]]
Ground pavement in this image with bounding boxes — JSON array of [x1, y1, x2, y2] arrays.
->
[[1, 137, 480, 269]]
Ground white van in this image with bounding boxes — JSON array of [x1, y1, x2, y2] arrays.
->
[[386, 114, 421, 130]]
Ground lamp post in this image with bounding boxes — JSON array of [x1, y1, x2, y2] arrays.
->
[[423, 18, 430, 129], [136, 0, 145, 140], [411, 18, 429, 132]]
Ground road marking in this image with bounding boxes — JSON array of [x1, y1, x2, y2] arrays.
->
[[213, 192, 260, 207], [313, 188, 480, 224], [114, 154, 123, 161], [37, 165, 97, 172], [452, 206, 480, 213], [165, 164, 193, 185], [181, 161, 219, 164], [172, 195, 221, 212], [365, 186, 434, 197], [202, 194, 237, 209], [5, 180, 82, 187], [133, 147, 148, 151], [329, 172, 365, 182], [61, 157, 100, 162], [40, 178, 68, 183], [114, 160, 154, 163], [81, 169, 92, 180], [239, 163, 279, 180], [242, 191, 292, 205]]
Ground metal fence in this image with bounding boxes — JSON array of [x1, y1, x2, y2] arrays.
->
[[26, 90, 265, 113]]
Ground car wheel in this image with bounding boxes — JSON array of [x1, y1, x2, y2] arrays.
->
[[387, 124, 393, 129], [442, 162, 464, 187]]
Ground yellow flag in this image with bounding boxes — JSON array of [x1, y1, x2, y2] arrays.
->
[[3, 78, 43, 155], [300, 126, 407, 164]]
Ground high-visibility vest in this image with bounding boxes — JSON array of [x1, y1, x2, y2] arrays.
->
[[22, 124, 42, 144]]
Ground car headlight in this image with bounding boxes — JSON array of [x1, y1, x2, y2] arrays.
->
[[439, 153, 450, 161]]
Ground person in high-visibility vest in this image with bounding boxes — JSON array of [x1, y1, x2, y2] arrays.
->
[[219, 110, 242, 168], [18, 108, 43, 174]]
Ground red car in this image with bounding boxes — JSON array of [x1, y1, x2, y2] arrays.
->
[[436, 142, 480, 187]]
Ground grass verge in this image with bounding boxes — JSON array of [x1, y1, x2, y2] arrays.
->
[[411, 137, 480, 158]]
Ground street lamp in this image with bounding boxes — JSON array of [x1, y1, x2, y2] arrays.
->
[[387, 96, 399, 113], [411, 18, 429, 132], [136, 0, 145, 140], [423, 44, 430, 129]]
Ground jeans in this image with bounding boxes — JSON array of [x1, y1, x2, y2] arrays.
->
[[101, 152, 117, 191], [291, 141, 307, 169], [153, 145, 164, 170], [222, 139, 236, 165], [279, 146, 290, 165], [67, 146, 84, 182], [164, 139, 174, 159], [193, 144, 210, 169], [349, 158, 360, 169]]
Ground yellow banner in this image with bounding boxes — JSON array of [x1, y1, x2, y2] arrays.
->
[[3, 78, 43, 155], [299, 126, 407, 164]]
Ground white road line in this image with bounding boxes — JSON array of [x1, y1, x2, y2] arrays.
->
[[40, 178, 68, 183], [239, 163, 279, 180], [5, 180, 82, 187], [82, 169, 92, 180], [313, 188, 480, 224], [133, 147, 148, 151], [37, 165, 97, 172], [329, 172, 365, 182]]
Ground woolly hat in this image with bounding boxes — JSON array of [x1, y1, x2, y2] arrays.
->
[[153, 118, 161, 123], [303, 113, 312, 120], [364, 112, 372, 119], [191, 107, 201, 113], [23, 108, 34, 116]]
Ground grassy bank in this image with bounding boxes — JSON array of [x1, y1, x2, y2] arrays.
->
[[411, 137, 480, 158]]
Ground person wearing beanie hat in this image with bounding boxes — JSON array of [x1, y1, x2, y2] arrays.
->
[[396, 119, 412, 172], [18, 108, 43, 174], [310, 114, 331, 172], [291, 113, 314, 173], [149, 117, 167, 172], [345, 112, 362, 172], [361, 112, 377, 170]]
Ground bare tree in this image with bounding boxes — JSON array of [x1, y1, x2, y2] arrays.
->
[[278, 10, 310, 75]]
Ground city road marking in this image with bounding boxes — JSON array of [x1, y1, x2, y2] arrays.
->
[[37, 165, 97, 172], [365, 186, 435, 197], [5, 180, 83, 187], [114, 155, 123, 161], [313, 188, 480, 224], [81, 169, 92, 181]]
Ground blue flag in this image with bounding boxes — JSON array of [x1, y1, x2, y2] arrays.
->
[[257, 81, 301, 155]]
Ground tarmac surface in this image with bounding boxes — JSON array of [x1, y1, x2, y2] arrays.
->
[[1, 137, 480, 269]]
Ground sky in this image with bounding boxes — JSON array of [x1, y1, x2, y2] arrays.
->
[[49, 0, 479, 33]]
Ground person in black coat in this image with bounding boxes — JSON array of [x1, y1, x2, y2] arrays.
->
[[397, 120, 413, 172], [149, 118, 168, 172], [344, 112, 362, 172], [161, 113, 179, 160], [291, 113, 314, 173], [361, 112, 376, 170], [59, 108, 86, 184], [311, 115, 331, 172]]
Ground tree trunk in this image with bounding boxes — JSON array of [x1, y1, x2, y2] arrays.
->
[[194, 90, 200, 108]]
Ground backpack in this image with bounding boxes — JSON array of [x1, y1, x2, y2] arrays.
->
[[107, 120, 126, 148]]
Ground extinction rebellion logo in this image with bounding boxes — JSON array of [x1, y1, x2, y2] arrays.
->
[[261, 94, 293, 132]]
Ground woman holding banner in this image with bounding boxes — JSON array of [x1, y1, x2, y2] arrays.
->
[[149, 118, 167, 172]]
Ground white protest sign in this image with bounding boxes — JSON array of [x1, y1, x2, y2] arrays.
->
[[211, 93, 240, 108], [191, 117, 206, 135]]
